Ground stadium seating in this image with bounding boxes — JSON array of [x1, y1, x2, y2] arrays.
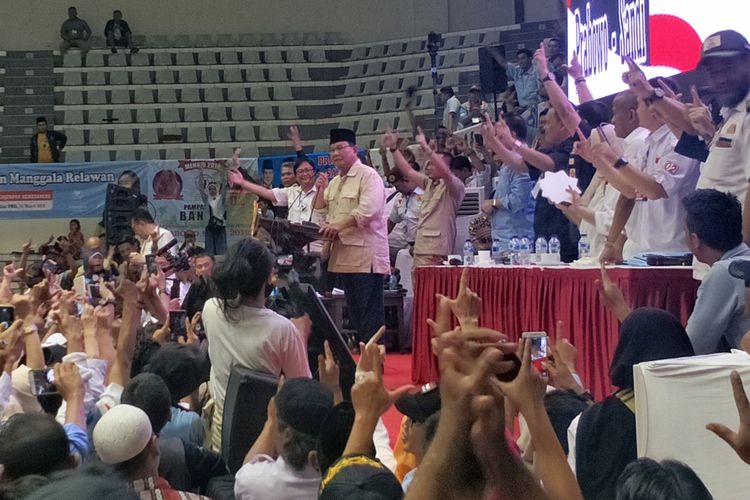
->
[[49, 21, 557, 159]]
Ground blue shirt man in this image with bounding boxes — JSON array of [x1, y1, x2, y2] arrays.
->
[[505, 48, 541, 110], [683, 189, 750, 354], [487, 167, 534, 249]]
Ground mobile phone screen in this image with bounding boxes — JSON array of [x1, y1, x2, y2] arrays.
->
[[169, 310, 188, 342], [522, 332, 548, 373], [0, 305, 14, 329], [29, 369, 57, 396], [88, 284, 101, 306]]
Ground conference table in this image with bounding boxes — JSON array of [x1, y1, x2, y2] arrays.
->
[[410, 265, 700, 400]]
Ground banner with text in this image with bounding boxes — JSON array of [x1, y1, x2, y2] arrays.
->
[[0, 160, 258, 248]]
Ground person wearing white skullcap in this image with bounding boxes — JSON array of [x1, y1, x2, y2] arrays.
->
[[93, 404, 209, 499]]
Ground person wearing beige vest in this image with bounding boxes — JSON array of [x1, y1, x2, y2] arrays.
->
[[381, 128, 466, 269], [313, 128, 390, 342]]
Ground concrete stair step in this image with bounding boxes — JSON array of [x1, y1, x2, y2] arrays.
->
[[4, 67, 55, 78]]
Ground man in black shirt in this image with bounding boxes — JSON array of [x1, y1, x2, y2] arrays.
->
[[525, 107, 591, 262], [30, 117, 67, 163], [104, 10, 138, 53]]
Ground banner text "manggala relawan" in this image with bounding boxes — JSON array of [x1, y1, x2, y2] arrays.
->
[[0, 172, 117, 187]]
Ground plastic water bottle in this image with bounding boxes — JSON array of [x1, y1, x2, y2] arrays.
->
[[578, 234, 591, 259], [535, 236, 548, 263], [519, 236, 531, 265], [508, 236, 520, 265], [462, 239, 475, 266], [388, 273, 398, 291], [491, 239, 502, 265], [548, 235, 561, 264]]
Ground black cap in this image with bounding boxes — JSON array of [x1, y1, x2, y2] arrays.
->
[[316, 402, 356, 475], [275, 378, 334, 436], [395, 386, 440, 423], [699, 30, 750, 65], [143, 344, 210, 404], [319, 455, 403, 500], [330, 128, 356, 145]]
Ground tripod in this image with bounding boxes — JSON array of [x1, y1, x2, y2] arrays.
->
[[426, 32, 443, 136]]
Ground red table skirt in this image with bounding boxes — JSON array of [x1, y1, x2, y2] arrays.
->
[[410, 266, 699, 400]]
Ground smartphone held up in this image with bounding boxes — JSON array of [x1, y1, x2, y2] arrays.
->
[[522, 331, 548, 374]]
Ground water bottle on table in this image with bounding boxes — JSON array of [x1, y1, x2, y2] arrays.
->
[[508, 236, 520, 265], [535, 236, 548, 263], [548, 235, 561, 264], [463, 239, 475, 266], [388, 273, 398, 291], [578, 234, 590, 260], [519, 236, 531, 265], [491, 239, 502, 265]]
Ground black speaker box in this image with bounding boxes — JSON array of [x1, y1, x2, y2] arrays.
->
[[221, 368, 279, 474], [478, 45, 508, 94], [104, 210, 135, 246]]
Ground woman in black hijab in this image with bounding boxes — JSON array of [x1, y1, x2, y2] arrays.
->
[[575, 308, 695, 500]]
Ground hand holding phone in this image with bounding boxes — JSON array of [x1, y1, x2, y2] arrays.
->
[[522, 331, 548, 374], [169, 310, 188, 342], [0, 305, 15, 329], [29, 368, 57, 396], [87, 283, 102, 306]]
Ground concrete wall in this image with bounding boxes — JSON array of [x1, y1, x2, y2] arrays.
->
[[0, 0, 541, 50]]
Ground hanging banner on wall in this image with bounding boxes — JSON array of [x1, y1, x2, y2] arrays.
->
[[0, 159, 258, 248], [144, 158, 258, 247], [0, 162, 144, 218]]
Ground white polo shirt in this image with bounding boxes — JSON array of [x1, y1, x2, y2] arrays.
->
[[628, 125, 700, 255], [235, 455, 320, 500], [621, 128, 649, 259], [272, 184, 323, 253], [388, 187, 423, 250], [622, 127, 649, 165], [693, 91, 750, 279], [697, 89, 750, 202], [137, 226, 177, 257]]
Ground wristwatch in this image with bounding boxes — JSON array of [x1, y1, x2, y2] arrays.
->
[[613, 158, 628, 170], [542, 72, 554, 83], [644, 88, 665, 106]]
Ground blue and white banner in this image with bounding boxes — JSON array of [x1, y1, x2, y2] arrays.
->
[[0, 159, 258, 248]]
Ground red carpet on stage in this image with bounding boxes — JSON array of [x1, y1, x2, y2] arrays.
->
[[382, 353, 414, 446]]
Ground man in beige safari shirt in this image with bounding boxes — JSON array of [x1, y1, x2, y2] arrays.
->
[[314, 128, 390, 342], [381, 128, 466, 269]]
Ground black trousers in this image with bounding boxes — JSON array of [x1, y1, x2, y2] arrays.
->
[[337, 272, 385, 343]]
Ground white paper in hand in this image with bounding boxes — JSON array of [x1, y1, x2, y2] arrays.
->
[[538, 170, 580, 204]]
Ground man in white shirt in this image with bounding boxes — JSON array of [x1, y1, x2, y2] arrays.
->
[[130, 208, 178, 257], [439, 86, 466, 132], [597, 81, 700, 261], [614, 32, 750, 276], [235, 378, 333, 500], [387, 168, 423, 264], [229, 158, 323, 253]]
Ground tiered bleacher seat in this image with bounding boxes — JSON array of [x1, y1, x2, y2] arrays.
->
[[52, 22, 556, 157]]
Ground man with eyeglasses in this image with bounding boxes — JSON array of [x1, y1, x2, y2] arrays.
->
[[228, 158, 323, 252], [312, 128, 390, 343]]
